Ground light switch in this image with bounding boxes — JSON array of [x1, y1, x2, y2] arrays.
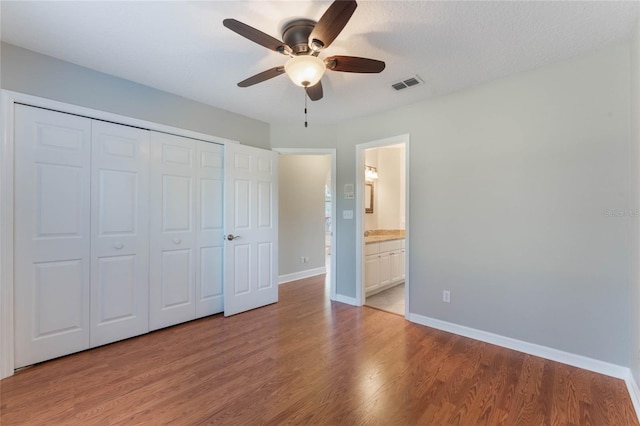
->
[[343, 210, 354, 219], [344, 184, 354, 199]]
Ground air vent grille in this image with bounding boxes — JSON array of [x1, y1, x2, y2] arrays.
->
[[391, 75, 424, 91]]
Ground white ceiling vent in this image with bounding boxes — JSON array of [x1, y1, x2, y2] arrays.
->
[[391, 75, 424, 91]]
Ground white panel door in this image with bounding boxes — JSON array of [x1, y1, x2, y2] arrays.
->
[[149, 132, 197, 330], [195, 142, 224, 317], [224, 143, 278, 316], [90, 121, 150, 347], [14, 105, 92, 368]]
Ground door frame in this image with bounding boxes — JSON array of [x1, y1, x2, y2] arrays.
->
[[0, 90, 238, 379], [355, 134, 410, 317], [273, 148, 337, 301]]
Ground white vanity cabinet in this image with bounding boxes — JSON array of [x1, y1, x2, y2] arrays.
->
[[364, 239, 405, 296]]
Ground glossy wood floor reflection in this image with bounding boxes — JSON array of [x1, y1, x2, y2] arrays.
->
[[1, 275, 638, 425]]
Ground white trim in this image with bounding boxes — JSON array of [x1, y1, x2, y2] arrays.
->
[[0, 90, 243, 379], [410, 312, 640, 422], [1, 90, 239, 146], [0, 92, 16, 379], [355, 134, 410, 316], [334, 294, 358, 306], [272, 148, 337, 301], [403, 140, 410, 319], [624, 370, 640, 422], [409, 312, 628, 378], [278, 267, 327, 285]]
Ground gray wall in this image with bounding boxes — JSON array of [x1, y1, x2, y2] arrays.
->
[[0, 43, 270, 148], [278, 155, 331, 276], [272, 44, 632, 366]]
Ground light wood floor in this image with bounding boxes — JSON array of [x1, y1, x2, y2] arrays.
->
[[1, 275, 638, 425]]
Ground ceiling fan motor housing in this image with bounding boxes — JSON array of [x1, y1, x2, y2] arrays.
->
[[282, 19, 316, 55]]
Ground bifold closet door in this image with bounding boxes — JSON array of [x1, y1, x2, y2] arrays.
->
[[195, 142, 224, 318], [14, 105, 92, 368], [90, 121, 150, 347], [149, 132, 197, 330], [149, 133, 224, 329]]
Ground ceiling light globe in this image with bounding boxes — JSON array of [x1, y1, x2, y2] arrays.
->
[[285, 55, 326, 87]]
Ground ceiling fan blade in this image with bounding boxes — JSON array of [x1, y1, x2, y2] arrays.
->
[[305, 81, 323, 101], [223, 19, 291, 54], [238, 67, 286, 87], [309, 0, 357, 51], [325, 56, 385, 73]]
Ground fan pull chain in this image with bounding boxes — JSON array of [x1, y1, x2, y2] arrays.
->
[[304, 90, 308, 128]]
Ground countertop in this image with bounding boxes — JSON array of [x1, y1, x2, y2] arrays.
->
[[364, 229, 405, 244]]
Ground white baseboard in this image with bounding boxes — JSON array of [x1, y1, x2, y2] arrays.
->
[[408, 313, 628, 379], [334, 294, 358, 306], [409, 312, 640, 422], [278, 266, 326, 285], [624, 369, 640, 421]]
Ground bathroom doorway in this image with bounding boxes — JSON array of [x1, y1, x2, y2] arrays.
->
[[355, 135, 409, 317], [274, 149, 337, 300]]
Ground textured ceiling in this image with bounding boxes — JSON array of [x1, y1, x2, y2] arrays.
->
[[1, 1, 638, 125]]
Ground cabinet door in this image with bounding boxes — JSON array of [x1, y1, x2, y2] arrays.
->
[[90, 121, 150, 347], [14, 105, 92, 368], [195, 142, 224, 318], [390, 251, 404, 283], [364, 254, 380, 293], [378, 252, 392, 288], [149, 132, 197, 330]]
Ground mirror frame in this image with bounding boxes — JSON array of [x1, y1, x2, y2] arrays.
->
[[365, 183, 374, 214]]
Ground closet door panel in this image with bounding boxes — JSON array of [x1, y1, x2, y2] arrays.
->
[[90, 121, 150, 347], [14, 105, 92, 368], [196, 143, 224, 317], [150, 133, 196, 330]]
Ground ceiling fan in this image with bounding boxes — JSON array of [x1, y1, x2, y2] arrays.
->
[[223, 0, 385, 101]]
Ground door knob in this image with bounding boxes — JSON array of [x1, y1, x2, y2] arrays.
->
[[114, 243, 124, 250], [173, 238, 181, 245], [226, 234, 240, 241]]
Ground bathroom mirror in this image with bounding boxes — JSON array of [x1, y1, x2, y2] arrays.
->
[[365, 183, 374, 214]]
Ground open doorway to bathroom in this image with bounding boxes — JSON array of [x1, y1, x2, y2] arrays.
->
[[356, 135, 409, 317], [274, 149, 337, 300]]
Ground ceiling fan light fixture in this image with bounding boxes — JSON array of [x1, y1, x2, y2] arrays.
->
[[284, 55, 326, 87], [309, 39, 324, 52]]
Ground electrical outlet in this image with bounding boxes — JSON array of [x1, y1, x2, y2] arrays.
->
[[300, 256, 306, 264], [443, 290, 451, 303]]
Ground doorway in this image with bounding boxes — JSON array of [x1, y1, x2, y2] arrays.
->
[[355, 135, 410, 317], [274, 149, 337, 300]]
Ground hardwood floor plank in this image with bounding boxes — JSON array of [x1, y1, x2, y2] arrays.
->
[[1, 275, 637, 425]]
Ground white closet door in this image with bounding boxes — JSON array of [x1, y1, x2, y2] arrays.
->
[[195, 142, 224, 317], [14, 105, 92, 368], [90, 121, 150, 347], [149, 132, 197, 330]]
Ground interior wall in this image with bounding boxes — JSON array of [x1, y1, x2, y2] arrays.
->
[[272, 43, 632, 366], [630, 20, 640, 383], [278, 155, 331, 276], [0, 43, 270, 149], [377, 146, 405, 230]]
